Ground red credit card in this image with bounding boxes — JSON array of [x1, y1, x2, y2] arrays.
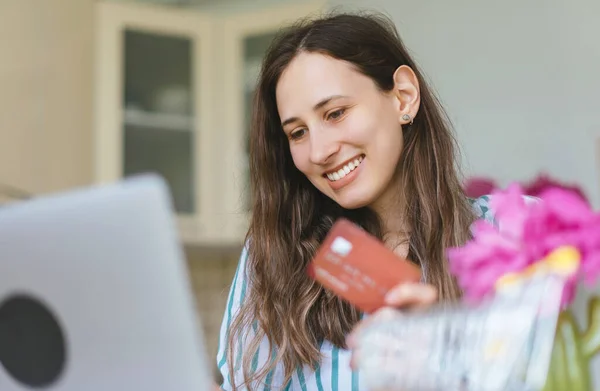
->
[[307, 218, 422, 313]]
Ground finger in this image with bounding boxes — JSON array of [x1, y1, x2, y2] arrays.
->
[[384, 283, 438, 309]]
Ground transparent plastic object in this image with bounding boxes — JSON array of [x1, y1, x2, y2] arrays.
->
[[356, 273, 565, 391]]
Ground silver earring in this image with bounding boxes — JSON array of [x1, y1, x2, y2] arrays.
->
[[402, 114, 413, 125]]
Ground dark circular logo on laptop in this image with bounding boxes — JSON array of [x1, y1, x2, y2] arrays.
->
[[0, 294, 67, 387]]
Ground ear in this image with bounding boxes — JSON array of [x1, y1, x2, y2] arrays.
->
[[392, 65, 421, 125]]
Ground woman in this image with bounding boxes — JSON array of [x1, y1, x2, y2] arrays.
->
[[216, 11, 494, 390]]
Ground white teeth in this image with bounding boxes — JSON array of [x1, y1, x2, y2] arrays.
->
[[326, 156, 364, 182]]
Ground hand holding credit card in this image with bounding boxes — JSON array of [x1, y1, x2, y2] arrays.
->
[[307, 218, 421, 313]]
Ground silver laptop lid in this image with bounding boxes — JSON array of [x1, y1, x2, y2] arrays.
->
[[0, 175, 211, 391]]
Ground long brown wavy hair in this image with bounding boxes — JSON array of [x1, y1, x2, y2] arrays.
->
[[227, 11, 476, 389]]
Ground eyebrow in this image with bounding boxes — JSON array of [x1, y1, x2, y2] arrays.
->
[[280, 95, 349, 128]]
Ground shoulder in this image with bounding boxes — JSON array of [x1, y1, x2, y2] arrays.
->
[[468, 194, 539, 225], [468, 195, 495, 224]]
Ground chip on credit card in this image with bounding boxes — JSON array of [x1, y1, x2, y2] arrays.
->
[[307, 218, 422, 313]]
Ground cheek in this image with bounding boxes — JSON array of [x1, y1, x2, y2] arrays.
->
[[343, 106, 391, 143], [368, 108, 403, 151], [374, 128, 403, 169], [289, 145, 311, 175]]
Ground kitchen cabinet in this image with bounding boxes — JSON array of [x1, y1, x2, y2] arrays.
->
[[94, 1, 324, 246]]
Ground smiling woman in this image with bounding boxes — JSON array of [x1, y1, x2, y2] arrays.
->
[[277, 52, 415, 212], [216, 10, 479, 391]]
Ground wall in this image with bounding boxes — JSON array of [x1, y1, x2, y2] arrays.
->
[[0, 0, 94, 197], [328, 0, 600, 208]]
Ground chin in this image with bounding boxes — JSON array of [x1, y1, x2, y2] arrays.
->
[[336, 200, 368, 210], [313, 180, 377, 210], [331, 192, 374, 210]]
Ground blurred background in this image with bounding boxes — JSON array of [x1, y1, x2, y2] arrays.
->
[[0, 0, 598, 381]]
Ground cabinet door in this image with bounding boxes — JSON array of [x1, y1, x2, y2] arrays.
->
[[219, 2, 326, 239], [95, 2, 215, 243]]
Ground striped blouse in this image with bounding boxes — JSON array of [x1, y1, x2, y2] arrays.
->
[[216, 196, 498, 390]]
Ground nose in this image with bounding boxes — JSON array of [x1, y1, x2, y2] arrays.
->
[[309, 128, 340, 165]]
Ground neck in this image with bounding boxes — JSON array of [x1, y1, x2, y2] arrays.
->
[[370, 184, 410, 254], [376, 203, 407, 235]]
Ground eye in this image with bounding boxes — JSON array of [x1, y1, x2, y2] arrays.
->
[[326, 108, 347, 121], [289, 128, 307, 141]]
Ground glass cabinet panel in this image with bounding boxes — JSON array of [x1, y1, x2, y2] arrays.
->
[[122, 30, 196, 214]]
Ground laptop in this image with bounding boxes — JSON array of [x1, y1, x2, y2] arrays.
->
[[0, 175, 212, 390]]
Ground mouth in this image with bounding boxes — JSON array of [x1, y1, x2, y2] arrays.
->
[[324, 154, 365, 182]]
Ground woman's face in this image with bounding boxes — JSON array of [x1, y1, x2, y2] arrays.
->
[[275, 52, 419, 211]]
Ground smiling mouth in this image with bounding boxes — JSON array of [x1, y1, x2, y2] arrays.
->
[[324, 155, 364, 182]]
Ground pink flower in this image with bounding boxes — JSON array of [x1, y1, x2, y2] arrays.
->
[[463, 177, 498, 198], [448, 183, 600, 306]]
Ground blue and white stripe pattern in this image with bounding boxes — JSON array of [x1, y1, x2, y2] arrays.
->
[[216, 196, 497, 390]]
